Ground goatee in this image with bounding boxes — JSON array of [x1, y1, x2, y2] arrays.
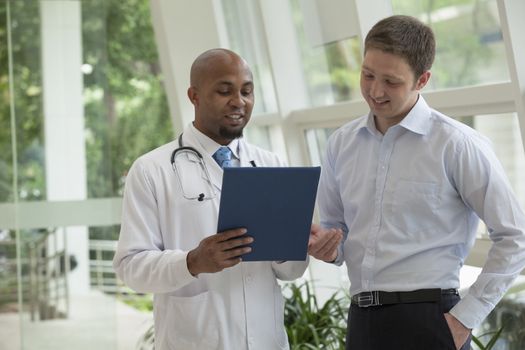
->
[[219, 126, 244, 140]]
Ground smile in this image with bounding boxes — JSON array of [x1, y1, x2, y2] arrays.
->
[[226, 114, 243, 120], [371, 98, 389, 106]]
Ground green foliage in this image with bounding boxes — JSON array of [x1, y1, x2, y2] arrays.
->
[[133, 282, 349, 350], [478, 294, 525, 350], [471, 326, 504, 350], [136, 323, 155, 350], [82, 0, 173, 199], [0, 0, 46, 202], [122, 293, 153, 313], [289, 0, 361, 106], [0, 0, 173, 207], [392, 0, 503, 89], [284, 282, 348, 350]]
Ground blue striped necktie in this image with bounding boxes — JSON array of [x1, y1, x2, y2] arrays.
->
[[213, 146, 234, 168]]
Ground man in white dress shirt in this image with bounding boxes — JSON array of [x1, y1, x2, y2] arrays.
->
[[311, 15, 525, 350]]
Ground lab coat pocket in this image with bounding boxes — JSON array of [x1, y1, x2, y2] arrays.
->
[[167, 291, 219, 349], [273, 284, 289, 349]]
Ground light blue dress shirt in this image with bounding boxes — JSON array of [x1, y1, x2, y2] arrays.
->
[[318, 95, 525, 329]]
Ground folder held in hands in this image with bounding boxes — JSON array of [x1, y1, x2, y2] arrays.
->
[[217, 167, 321, 261]]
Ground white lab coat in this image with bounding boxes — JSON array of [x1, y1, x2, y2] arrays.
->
[[113, 124, 308, 350]]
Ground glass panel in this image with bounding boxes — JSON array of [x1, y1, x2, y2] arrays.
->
[[289, 0, 362, 107], [0, 228, 21, 349], [0, 3, 13, 203], [82, 0, 173, 198], [0, 0, 45, 203], [392, 0, 509, 89], [244, 125, 272, 151], [0, 224, 152, 350], [304, 127, 338, 166], [220, 0, 278, 114], [1, 0, 167, 348]]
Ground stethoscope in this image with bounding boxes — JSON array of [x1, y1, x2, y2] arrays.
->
[[170, 133, 256, 201]]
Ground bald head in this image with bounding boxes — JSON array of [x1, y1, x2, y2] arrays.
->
[[190, 48, 251, 88], [187, 48, 255, 145]]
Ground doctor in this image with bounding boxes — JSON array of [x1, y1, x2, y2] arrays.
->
[[113, 48, 336, 350]]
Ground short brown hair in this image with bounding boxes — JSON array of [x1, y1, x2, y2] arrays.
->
[[364, 15, 435, 78]]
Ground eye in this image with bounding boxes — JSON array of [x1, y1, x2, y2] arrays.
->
[[241, 88, 253, 97], [362, 71, 374, 80], [217, 89, 231, 96]]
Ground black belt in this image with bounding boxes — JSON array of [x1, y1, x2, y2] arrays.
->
[[351, 288, 458, 308]]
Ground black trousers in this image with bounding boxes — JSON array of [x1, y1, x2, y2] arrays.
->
[[346, 293, 472, 350]]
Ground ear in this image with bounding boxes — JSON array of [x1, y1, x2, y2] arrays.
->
[[187, 87, 198, 106], [415, 71, 431, 90]]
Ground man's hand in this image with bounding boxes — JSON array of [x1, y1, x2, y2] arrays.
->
[[187, 228, 253, 276], [308, 224, 343, 262], [444, 313, 471, 350]]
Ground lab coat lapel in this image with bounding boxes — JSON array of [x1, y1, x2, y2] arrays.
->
[[238, 139, 253, 168], [205, 156, 223, 191]]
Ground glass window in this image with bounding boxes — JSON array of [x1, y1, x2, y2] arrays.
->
[[244, 125, 272, 151], [82, 0, 173, 198], [304, 127, 338, 165], [219, 0, 278, 115], [392, 0, 509, 89], [289, 0, 362, 108], [0, 224, 154, 350], [0, 1, 45, 203], [1, 0, 167, 348]]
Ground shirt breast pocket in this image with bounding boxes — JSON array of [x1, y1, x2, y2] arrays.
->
[[389, 180, 441, 234]]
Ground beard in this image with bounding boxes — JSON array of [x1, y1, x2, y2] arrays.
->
[[219, 125, 244, 140]]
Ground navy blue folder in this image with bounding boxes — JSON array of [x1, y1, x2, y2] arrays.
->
[[217, 167, 321, 261]]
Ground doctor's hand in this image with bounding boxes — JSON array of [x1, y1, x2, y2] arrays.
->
[[186, 228, 253, 276], [308, 224, 343, 262]]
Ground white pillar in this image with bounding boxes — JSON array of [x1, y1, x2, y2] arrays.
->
[[149, 0, 224, 135], [41, 0, 89, 295]]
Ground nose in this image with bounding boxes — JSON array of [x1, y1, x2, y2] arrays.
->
[[369, 80, 384, 99], [229, 92, 246, 108]]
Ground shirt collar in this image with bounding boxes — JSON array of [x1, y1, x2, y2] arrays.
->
[[398, 95, 432, 135], [189, 123, 240, 159], [362, 94, 432, 136]]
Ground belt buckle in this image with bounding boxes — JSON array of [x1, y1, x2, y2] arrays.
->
[[357, 291, 380, 307]]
